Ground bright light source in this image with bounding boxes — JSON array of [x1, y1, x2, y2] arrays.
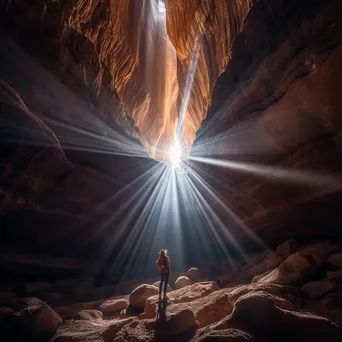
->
[[158, 0, 166, 13], [168, 139, 181, 169]]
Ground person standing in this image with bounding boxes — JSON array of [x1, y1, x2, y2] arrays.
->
[[156, 249, 171, 299]]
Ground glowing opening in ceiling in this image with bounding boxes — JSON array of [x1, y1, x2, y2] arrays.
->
[[168, 139, 182, 169], [158, 0, 166, 13]]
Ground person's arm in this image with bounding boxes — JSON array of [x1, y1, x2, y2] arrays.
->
[[156, 258, 160, 270], [167, 257, 171, 274]]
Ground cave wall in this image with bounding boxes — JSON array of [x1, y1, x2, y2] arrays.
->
[[165, 0, 253, 154], [190, 0, 342, 247], [0, 0, 180, 157], [1, 0, 342, 285]]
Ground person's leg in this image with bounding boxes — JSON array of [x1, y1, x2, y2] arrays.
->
[[159, 274, 164, 296], [163, 274, 169, 296]]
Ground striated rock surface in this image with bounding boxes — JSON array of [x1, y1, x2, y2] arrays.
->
[[1, 0, 342, 309], [165, 0, 253, 153], [195, 291, 342, 342], [256, 252, 323, 286], [190, 0, 342, 248], [74, 309, 103, 320], [0, 0, 180, 157]]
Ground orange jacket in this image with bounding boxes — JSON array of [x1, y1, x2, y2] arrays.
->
[[156, 255, 171, 273]]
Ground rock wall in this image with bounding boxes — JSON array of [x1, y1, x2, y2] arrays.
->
[[165, 0, 253, 154], [0, 0, 179, 157], [191, 0, 342, 246]]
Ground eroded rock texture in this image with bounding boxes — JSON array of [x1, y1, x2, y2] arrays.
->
[[1, 0, 342, 294], [0, 0, 179, 158], [191, 0, 342, 247], [165, 0, 253, 154]]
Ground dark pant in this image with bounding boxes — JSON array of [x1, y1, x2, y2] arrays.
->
[[159, 272, 169, 295]]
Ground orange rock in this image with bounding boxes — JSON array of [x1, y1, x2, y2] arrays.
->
[[301, 280, 341, 300], [128, 284, 159, 309], [175, 276, 194, 289], [74, 309, 103, 320], [187, 267, 201, 282], [256, 252, 323, 285], [196, 291, 342, 342]]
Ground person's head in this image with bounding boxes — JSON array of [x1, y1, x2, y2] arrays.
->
[[159, 249, 167, 257]]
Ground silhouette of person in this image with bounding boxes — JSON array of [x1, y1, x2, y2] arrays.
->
[[156, 249, 171, 299]]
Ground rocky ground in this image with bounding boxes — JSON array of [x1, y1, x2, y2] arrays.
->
[[1, 239, 342, 341]]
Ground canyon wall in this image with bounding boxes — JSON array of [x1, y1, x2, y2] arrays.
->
[[165, 0, 253, 154], [0, 0, 179, 158], [190, 0, 342, 247], [1, 0, 342, 285]]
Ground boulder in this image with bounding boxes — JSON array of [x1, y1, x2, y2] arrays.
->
[[146, 288, 233, 327], [216, 274, 234, 287], [129, 284, 159, 309], [252, 270, 272, 283], [175, 276, 194, 289], [51, 317, 136, 342], [170, 282, 219, 304], [100, 298, 128, 315], [299, 242, 338, 259], [202, 291, 342, 342], [187, 268, 201, 282], [276, 239, 299, 256], [144, 282, 220, 320], [102, 317, 138, 342], [54, 300, 104, 319], [229, 289, 294, 311], [152, 281, 172, 293], [113, 319, 155, 342], [192, 328, 265, 342], [74, 309, 103, 320], [246, 250, 282, 279], [327, 269, 342, 281], [156, 306, 199, 340], [12, 297, 62, 339], [228, 283, 299, 306], [301, 280, 341, 300], [122, 307, 198, 341], [192, 289, 233, 327], [256, 252, 323, 285], [125, 304, 145, 316], [329, 252, 342, 269]]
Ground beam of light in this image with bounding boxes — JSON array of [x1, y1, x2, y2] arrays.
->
[[101, 158, 265, 281], [187, 165, 268, 256], [190, 156, 342, 189], [0, 33, 149, 159], [176, 49, 199, 139], [108, 164, 179, 280], [187, 171, 265, 267], [168, 138, 182, 169], [157, 0, 166, 13], [90, 164, 169, 275]]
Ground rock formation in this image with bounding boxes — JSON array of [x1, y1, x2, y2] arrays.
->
[[1, 0, 342, 340], [1, 239, 341, 341]]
